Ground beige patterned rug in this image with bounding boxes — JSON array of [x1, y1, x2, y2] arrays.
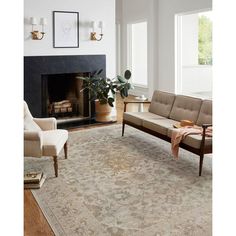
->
[[24, 125, 212, 236]]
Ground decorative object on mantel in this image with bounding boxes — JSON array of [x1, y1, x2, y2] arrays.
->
[[78, 70, 133, 122], [90, 21, 104, 41], [30, 17, 47, 40], [53, 11, 79, 48]]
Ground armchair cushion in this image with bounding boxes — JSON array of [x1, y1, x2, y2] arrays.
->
[[42, 130, 68, 156]]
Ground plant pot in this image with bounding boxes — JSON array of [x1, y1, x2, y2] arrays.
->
[[95, 100, 117, 122]]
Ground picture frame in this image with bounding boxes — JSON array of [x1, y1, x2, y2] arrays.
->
[[53, 11, 79, 48]]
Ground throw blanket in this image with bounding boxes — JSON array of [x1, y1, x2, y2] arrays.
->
[[171, 126, 212, 159]]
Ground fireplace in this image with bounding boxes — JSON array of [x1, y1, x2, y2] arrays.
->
[[24, 55, 106, 127], [42, 72, 90, 124]]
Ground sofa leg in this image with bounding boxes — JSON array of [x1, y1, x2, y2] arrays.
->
[[53, 156, 58, 177], [122, 122, 125, 136], [199, 154, 204, 176], [64, 142, 68, 159]]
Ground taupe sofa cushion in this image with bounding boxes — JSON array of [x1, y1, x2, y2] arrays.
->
[[167, 128, 212, 149], [143, 118, 177, 135], [123, 112, 165, 126], [196, 100, 212, 126], [169, 95, 202, 123], [183, 135, 212, 149], [149, 90, 176, 118]]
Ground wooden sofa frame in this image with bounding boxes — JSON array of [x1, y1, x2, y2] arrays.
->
[[122, 101, 212, 176]]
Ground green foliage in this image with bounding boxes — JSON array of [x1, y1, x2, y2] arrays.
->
[[78, 70, 134, 107], [198, 15, 212, 65]]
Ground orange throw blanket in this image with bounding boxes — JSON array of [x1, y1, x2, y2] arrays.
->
[[171, 126, 212, 159]]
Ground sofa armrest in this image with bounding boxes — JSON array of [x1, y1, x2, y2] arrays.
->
[[200, 124, 212, 153], [201, 124, 213, 139], [202, 124, 212, 129], [24, 131, 43, 157], [33, 117, 57, 130], [124, 101, 151, 112]]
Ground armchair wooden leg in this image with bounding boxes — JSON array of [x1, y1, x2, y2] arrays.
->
[[199, 154, 204, 176], [122, 122, 125, 136], [53, 156, 58, 177], [64, 142, 68, 159]]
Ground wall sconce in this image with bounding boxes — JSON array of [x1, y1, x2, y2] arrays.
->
[[30, 17, 47, 40], [90, 21, 104, 41]]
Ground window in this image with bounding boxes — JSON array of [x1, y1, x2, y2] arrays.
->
[[198, 12, 212, 65], [175, 10, 212, 99], [128, 21, 148, 87]]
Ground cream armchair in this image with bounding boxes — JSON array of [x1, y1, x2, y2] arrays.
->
[[24, 101, 68, 177]]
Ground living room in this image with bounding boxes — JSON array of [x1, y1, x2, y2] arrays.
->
[[1, 0, 236, 235]]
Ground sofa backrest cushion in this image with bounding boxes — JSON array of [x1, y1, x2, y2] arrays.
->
[[169, 95, 202, 123], [149, 90, 176, 117], [196, 100, 212, 126]]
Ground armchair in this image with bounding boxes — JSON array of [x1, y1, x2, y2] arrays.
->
[[24, 101, 68, 177]]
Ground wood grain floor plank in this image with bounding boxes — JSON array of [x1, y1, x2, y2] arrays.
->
[[24, 190, 55, 236]]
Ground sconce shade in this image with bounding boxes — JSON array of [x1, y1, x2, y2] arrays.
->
[[30, 17, 38, 25], [98, 21, 104, 29], [91, 21, 96, 31], [40, 18, 47, 25]]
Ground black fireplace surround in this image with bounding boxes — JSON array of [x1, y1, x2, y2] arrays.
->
[[24, 55, 106, 122]]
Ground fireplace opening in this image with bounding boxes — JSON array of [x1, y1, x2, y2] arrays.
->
[[42, 72, 93, 124]]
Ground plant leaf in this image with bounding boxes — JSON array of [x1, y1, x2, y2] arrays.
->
[[96, 69, 103, 75], [117, 75, 126, 83], [124, 70, 132, 80]]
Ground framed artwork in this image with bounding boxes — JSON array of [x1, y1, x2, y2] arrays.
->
[[53, 11, 79, 48]]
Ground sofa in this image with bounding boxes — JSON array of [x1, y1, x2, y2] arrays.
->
[[122, 90, 212, 176]]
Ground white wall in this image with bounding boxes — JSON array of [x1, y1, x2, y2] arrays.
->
[[155, 0, 212, 92], [24, 0, 116, 78], [116, 0, 212, 97], [116, 0, 123, 23], [117, 0, 155, 98]]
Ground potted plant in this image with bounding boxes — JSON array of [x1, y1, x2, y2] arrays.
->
[[78, 69, 133, 122]]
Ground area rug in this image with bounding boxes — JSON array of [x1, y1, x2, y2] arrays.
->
[[24, 124, 212, 236]]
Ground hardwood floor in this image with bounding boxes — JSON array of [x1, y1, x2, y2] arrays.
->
[[24, 190, 55, 236], [24, 94, 149, 236]]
